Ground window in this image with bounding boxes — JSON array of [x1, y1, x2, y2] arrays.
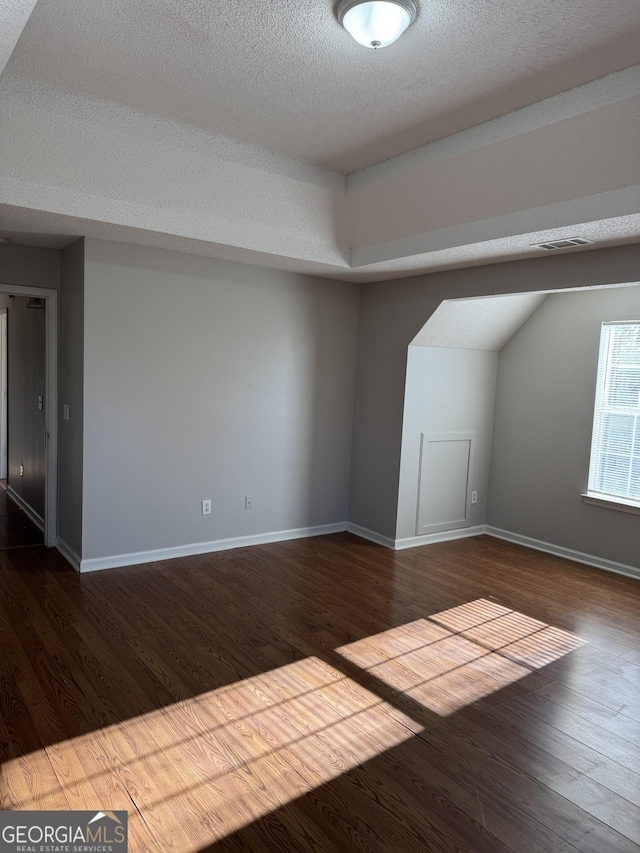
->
[[586, 321, 640, 509]]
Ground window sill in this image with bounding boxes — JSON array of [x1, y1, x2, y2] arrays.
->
[[582, 493, 640, 516]]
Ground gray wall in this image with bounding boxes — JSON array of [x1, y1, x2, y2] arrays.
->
[[396, 346, 498, 541], [7, 295, 46, 518], [59, 239, 84, 557], [0, 243, 60, 290], [488, 284, 640, 569], [349, 245, 640, 539], [82, 239, 360, 560], [1, 237, 638, 570]]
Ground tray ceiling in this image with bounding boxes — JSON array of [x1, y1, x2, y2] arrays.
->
[[7, 0, 640, 172]]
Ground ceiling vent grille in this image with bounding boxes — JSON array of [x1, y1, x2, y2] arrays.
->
[[534, 237, 593, 251]]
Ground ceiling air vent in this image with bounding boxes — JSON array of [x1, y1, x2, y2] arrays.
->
[[534, 237, 593, 251]]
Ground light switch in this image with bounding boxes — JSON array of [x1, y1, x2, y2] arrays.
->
[[63, 404, 70, 421]]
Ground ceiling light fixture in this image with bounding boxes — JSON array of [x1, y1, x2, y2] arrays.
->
[[337, 0, 417, 49]]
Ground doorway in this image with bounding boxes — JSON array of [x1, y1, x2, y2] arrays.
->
[[0, 284, 58, 547]]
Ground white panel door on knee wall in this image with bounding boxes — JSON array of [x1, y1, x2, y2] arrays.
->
[[416, 431, 475, 535]]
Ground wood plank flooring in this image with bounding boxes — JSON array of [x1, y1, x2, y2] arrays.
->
[[0, 533, 639, 852]]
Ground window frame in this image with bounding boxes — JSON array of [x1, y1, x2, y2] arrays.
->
[[583, 320, 640, 514]]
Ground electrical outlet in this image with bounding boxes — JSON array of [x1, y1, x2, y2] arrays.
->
[[244, 495, 253, 510], [201, 499, 212, 516], [63, 404, 70, 421], [471, 490, 478, 505]]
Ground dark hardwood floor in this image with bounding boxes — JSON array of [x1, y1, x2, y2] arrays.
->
[[1, 533, 639, 852], [0, 486, 43, 550]]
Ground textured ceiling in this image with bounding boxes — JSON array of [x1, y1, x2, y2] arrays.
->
[[411, 292, 548, 350], [7, 0, 640, 172], [1, 1, 639, 281], [0, 1, 38, 75]]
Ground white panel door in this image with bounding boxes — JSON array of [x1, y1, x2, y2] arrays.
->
[[416, 432, 475, 535]]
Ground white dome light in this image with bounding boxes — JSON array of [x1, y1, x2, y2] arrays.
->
[[337, 0, 417, 49]]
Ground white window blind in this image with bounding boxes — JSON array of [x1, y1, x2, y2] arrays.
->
[[588, 321, 640, 504]]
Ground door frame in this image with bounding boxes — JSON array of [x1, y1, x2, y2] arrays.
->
[[0, 283, 58, 547]]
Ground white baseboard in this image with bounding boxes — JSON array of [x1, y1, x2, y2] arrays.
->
[[345, 522, 395, 549], [7, 486, 45, 533], [56, 538, 81, 572], [65, 514, 640, 583], [78, 522, 348, 573], [486, 526, 640, 582], [394, 525, 488, 550], [347, 519, 640, 581]]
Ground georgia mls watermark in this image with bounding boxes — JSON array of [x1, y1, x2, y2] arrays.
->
[[0, 811, 127, 853]]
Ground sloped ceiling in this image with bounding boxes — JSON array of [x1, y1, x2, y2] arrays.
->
[[411, 293, 548, 350], [0, 0, 639, 282]]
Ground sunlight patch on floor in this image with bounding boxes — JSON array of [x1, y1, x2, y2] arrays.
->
[[0, 656, 419, 851], [1, 600, 585, 850], [337, 599, 586, 715]]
